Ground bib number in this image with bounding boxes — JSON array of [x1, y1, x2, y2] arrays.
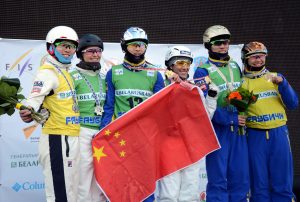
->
[[127, 97, 144, 109]]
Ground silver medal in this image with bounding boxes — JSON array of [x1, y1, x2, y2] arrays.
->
[[95, 105, 104, 116], [72, 103, 79, 113]]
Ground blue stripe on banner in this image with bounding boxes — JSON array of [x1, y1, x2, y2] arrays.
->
[[49, 135, 67, 202]]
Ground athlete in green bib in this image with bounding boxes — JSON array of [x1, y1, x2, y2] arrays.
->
[[100, 27, 164, 202], [100, 27, 164, 128], [70, 34, 107, 202], [193, 25, 249, 202]]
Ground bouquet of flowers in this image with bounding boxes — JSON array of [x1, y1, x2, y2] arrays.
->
[[0, 76, 46, 123], [226, 86, 258, 134]]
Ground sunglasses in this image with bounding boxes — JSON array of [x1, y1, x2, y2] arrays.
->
[[82, 48, 103, 54], [55, 41, 77, 50], [210, 39, 230, 46], [172, 60, 191, 66], [127, 42, 147, 48]]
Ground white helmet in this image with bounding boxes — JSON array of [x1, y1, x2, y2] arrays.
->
[[122, 27, 148, 43], [203, 25, 230, 44], [46, 26, 78, 46], [165, 46, 193, 67], [121, 27, 148, 51]]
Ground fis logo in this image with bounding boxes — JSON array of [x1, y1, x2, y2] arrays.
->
[[5, 49, 33, 77]]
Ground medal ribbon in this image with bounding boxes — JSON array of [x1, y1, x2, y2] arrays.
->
[[214, 63, 234, 90], [77, 70, 103, 109], [47, 59, 79, 112]]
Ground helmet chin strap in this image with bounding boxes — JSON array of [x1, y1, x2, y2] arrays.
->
[[54, 48, 74, 64]]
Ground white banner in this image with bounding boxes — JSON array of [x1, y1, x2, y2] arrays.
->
[[0, 38, 243, 201]]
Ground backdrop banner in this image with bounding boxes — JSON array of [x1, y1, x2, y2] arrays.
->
[[0, 38, 243, 202]]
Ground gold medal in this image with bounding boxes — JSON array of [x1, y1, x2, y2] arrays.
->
[[165, 70, 175, 79]]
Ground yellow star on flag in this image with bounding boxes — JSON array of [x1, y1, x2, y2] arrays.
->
[[93, 146, 107, 163], [114, 131, 121, 138], [119, 139, 126, 146], [120, 150, 126, 157], [104, 129, 111, 136]]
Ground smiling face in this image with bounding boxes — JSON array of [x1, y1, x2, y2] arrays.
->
[[170, 60, 191, 80], [82, 46, 102, 63], [247, 54, 266, 68]]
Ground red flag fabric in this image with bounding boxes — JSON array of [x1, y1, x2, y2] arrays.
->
[[92, 83, 220, 202]]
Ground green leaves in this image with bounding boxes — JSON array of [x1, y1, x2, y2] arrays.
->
[[1, 77, 20, 89], [0, 76, 47, 123], [0, 77, 24, 116], [17, 94, 25, 100], [0, 81, 17, 98], [0, 103, 11, 107], [226, 86, 258, 112], [230, 98, 249, 112]]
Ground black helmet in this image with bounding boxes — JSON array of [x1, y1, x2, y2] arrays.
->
[[76, 34, 104, 59]]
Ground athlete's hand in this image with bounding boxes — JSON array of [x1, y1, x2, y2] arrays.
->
[[207, 82, 219, 98], [19, 108, 33, 123], [165, 70, 182, 83], [271, 75, 283, 84], [238, 114, 246, 126]]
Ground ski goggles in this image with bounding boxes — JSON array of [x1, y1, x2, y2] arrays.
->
[[247, 53, 266, 59], [55, 41, 77, 50], [172, 60, 192, 67], [127, 41, 147, 49], [210, 39, 230, 46], [82, 48, 103, 54]]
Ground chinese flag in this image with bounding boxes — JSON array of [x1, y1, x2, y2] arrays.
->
[[92, 83, 220, 202]]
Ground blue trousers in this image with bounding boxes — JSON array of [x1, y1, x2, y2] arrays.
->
[[206, 125, 249, 202], [143, 194, 155, 202], [247, 125, 295, 202]]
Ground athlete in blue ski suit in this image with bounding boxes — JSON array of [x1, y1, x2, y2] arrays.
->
[[241, 41, 298, 202], [193, 25, 249, 202]]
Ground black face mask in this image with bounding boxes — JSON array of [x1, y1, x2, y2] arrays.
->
[[76, 61, 101, 71], [246, 64, 265, 72], [124, 51, 145, 64], [208, 50, 230, 61]]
